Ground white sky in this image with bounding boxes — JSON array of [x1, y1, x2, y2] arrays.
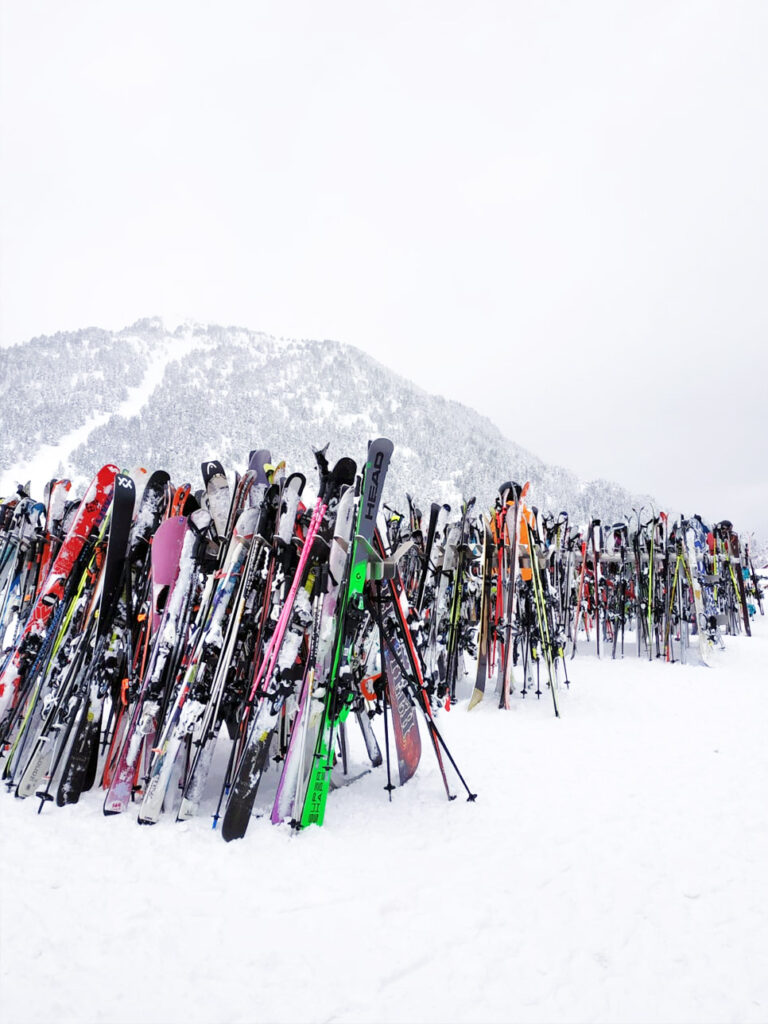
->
[[1, 2, 767, 535]]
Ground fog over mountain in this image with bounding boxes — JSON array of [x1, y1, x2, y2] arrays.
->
[[3, 318, 652, 525]]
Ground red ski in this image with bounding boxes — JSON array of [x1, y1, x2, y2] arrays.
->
[[0, 464, 118, 727]]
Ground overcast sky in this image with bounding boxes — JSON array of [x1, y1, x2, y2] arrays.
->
[[1, 2, 766, 535]]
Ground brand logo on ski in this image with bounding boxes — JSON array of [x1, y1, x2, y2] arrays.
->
[[364, 450, 385, 522]]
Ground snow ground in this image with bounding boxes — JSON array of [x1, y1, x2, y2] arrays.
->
[[1, 618, 767, 1024]]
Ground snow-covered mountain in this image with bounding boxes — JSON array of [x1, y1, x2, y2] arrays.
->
[[1, 317, 650, 523]]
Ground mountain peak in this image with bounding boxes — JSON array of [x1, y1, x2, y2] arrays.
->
[[0, 320, 651, 524]]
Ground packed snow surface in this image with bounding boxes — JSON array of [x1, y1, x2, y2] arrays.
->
[[1, 620, 767, 1024]]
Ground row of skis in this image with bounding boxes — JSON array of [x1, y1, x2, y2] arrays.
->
[[0, 442, 475, 840], [0, 443, 763, 838]]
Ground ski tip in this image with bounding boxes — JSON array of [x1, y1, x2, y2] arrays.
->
[[466, 693, 483, 711]]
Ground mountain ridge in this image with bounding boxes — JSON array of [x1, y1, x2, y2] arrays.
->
[[1, 317, 652, 525]]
